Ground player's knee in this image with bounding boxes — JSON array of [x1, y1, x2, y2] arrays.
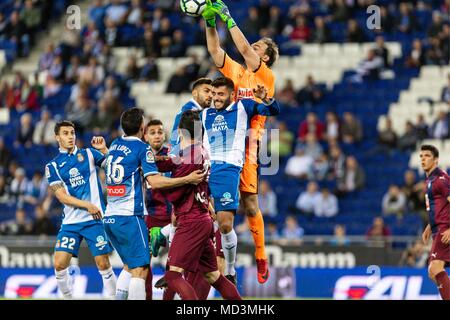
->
[[428, 263, 442, 281], [54, 260, 69, 271], [219, 221, 233, 233], [241, 194, 259, 216], [95, 255, 111, 271], [204, 271, 220, 284]]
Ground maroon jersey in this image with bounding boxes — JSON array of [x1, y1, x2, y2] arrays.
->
[[157, 143, 211, 224], [425, 167, 450, 234]]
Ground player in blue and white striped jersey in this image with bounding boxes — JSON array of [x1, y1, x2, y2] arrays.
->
[[99, 108, 205, 300], [201, 77, 280, 284], [45, 120, 116, 299]]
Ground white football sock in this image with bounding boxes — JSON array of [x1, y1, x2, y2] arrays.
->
[[128, 278, 146, 300], [55, 268, 72, 299], [221, 229, 237, 276], [115, 269, 131, 300], [99, 267, 116, 299]]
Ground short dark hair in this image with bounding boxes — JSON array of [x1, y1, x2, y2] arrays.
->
[[421, 144, 439, 158], [211, 77, 234, 92], [146, 119, 163, 128], [121, 107, 145, 136], [261, 37, 279, 67], [192, 78, 212, 91], [54, 120, 75, 135], [179, 110, 201, 140]]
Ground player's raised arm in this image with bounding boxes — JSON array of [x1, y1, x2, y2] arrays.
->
[[91, 136, 108, 155], [209, 0, 261, 71], [202, 0, 226, 67]]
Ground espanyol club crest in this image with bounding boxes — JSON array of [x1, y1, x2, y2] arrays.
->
[[77, 153, 84, 162]]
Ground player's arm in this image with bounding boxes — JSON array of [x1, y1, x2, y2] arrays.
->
[[91, 136, 108, 155], [145, 171, 204, 190], [203, 10, 226, 68], [51, 183, 102, 219], [243, 85, 280, 116], [208, 0, 261, 71]]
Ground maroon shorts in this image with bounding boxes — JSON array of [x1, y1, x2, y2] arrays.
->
[[215, 229, 224, 258], [429, 231, 450, 264], [145, 215, 171, 229], [167, 219, 217, 273]]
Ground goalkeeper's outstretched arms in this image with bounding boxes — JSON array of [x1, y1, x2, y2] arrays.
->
[[203, 0, 261, 71]]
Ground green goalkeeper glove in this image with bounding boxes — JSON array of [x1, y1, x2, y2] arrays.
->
[[202, 0, 217, 28], [211, 0, 236, 30]]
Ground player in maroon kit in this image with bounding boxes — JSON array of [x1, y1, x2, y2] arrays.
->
[[420, 145, 450, 300], [156, 110, 241, 300], [143, 119, 173, 300]]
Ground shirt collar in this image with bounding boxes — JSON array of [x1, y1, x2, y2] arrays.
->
[[122, 135, 142, 142], [429, 167, 441, 178], [59, 146, 78, 155], [190, 99, 203, 111]]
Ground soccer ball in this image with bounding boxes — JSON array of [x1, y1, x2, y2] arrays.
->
[[180, 0, 207, 17]]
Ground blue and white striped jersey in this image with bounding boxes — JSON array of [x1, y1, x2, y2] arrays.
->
[[201, 98, 280, 167], [45, 146, 106, 225], [104, 136, 159, 217]]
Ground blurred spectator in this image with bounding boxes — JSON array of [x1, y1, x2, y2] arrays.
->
[[402, 170, 425, 213], [426, 37, 446, 65], [377, 117, 398, 152], [396, 2, 418, 34], [337, 156, 366, 195], [331, 0, 350, 22], [269, 122, 294, 158], [235, 217, 254, 243], [38, 43, 55, 71], [89, 99, 118, 133], [9, 167, 28, 204], [266, 6, 284, 36], [366, 216, 392, 246], [258, 180, 278, 219], [405, 39, 425, 68], [311, 16, 330, 44], [23, 171, 47, 206], [142, 29, 158, 57], [66, 96, 95, 133], [79, 57, 105, 86], [127, 0, 143, 26], [310, 153, 329, 181], [329, 224, 350, 246], [382, 184, 407, 218], [398, 121, 418, 151], [13, 80, 39, 112], [350, 49, 383, 82], [33, 110, 56, 146], [20, 0, 41, 39], [105, 0, 128, 25], [97, 76, 121, 100], [346, 19, 365, 43], [65, 56, 81, 84], [399, 239, 428, 267], [297, 112, 325, 142], [285, 148, 313, 179], [31, 205, 56, 236], [428, 11, 443, 38], [289, 15, 310, 42], [429, 111, 449, 139], [256, 0, 271, 25], [184, 54, 201, 83], [300, 133, 323, 161], [15, 113, 35, 148], [314, 188, 338, 218], [328, 146, 346, 181], [0, 80, 14, 109], [325, 111, 340, 143], [265, 222, 281, 243], [166, 66, 191, 93], [378, 6, 395, 33], [415, 114, 429, 141], [48, 55, 64, 81], [340, 112, 363, 144], [0, 208, 32, 235], [124, 55, 140, 81], [279, 216, 304, 245], [374, 36, 390, 68], [0, 176, 9, 203], [296, 75, 324, 107], [295, 181, 320, 216], [277, 79, 297, 107], [168, 29, 187, 58], [0, 137, 12, 175], [441, 74, 450, 104], [0, 13, 8, 39], [4, 11, 30, 57], [243, 7, 262, 36]]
